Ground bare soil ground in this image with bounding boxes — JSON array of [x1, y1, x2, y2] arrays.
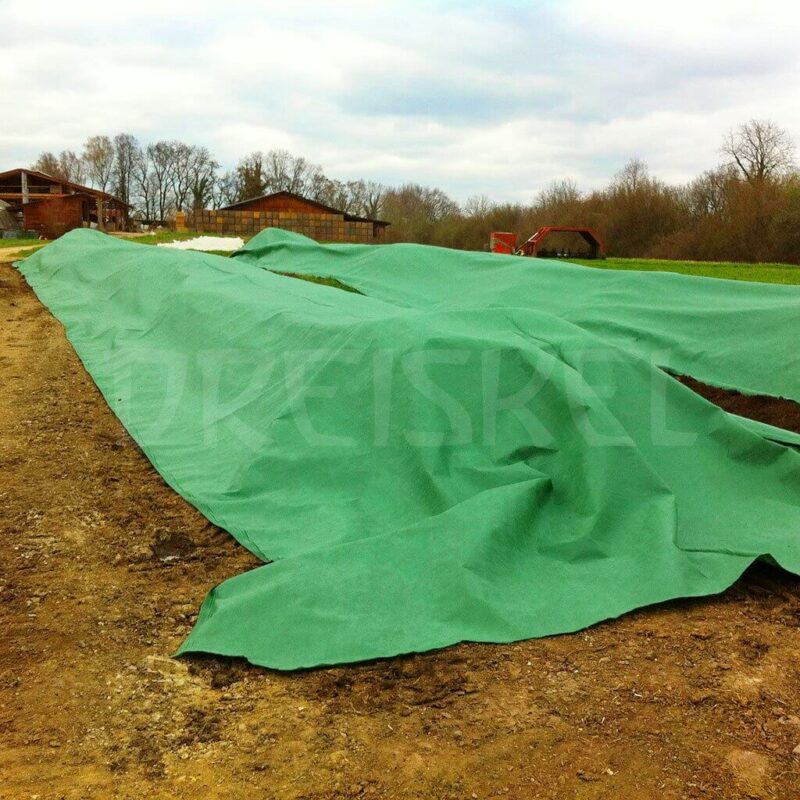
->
[[1, 260, 799, 800], [677, 376, 800, 433], [0, 245, 43, 261]]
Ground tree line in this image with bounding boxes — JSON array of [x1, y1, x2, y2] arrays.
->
[[381, 120, 799, 264], [31, 119, 800, 263], [32, 136, 386, 225]]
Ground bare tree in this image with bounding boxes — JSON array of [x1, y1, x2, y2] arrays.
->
[[685, 165, 737, 217], [58, 151, 85, 184], [263, 149, 324, 196], [291, 175, 385, 217], [285, 155, 316, 195], [382, 183, 459, 243], [346, 179, 375, 215], [360, 181, 386, 219], [147, 141, 178, 222], [312, 177, 350, 211], [31, 152, 60, 177], [214, 170, 240, 208], [262, 149, 290, 193], [235, 152, 266, 201], [188, 147, 219, 210], [611, 158, 651, 195], [425, 185, 460, 221], [31, 150, 85, 183], [169, 141, 195, 213], [131, 148, 156, 222], [536, 179, 581, 207], [721, 119, 796, 183], [82, 135, 115, 192], [112, 133, 139, 205], [464, 194, 494, 218]]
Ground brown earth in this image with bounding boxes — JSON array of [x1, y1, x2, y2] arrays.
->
[[1, 260, 799, 800], [677, 376, 800, 434], [0, 245, 44, 261]]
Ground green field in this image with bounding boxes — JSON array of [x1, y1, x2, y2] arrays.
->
[[0, 237, 48, 248], [0, 237, 48, 256], [570, 257, 800, 285]]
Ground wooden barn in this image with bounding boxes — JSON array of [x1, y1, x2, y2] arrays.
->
[[187, 191, 389, 243], [0, 168, 129, 239]]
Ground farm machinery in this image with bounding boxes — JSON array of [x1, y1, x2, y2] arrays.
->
[[490, 226, 605, 259]]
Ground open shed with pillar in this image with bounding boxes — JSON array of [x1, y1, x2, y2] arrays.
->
[[0, 168, 129, 239]]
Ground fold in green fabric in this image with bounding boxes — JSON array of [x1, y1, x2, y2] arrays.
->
[[17, 230, 800, 669], [235, 228, 800, 404]]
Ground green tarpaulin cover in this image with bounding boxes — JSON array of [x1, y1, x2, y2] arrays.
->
[[236, 229, 800, 405], [16, 229, 800, 669]]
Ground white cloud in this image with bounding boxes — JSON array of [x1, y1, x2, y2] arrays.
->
[[1, 0, 799, 201]]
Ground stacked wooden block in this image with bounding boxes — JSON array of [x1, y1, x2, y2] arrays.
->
[[187, 210, 377, 243]]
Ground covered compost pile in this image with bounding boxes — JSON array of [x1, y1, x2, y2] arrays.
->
[[16, 229, 800, 669]]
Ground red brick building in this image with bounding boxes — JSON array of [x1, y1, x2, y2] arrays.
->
[[0, 168, 129, 239]]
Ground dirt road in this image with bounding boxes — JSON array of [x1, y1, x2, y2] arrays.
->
[[1, 261, 799, 799]]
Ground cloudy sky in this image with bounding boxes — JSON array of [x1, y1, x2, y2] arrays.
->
[[2, 0, 799, 201]]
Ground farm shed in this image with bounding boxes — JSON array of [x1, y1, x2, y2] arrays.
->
[[0, 168, 129, 239], [187, 190, 389, 243], [0, 199, 17, 233]]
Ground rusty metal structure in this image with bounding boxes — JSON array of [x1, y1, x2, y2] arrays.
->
[[489, 231, 518, 254], [0, 168, 129, 239], [517, 226, 605, 259]]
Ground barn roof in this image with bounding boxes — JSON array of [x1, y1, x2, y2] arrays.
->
[[0, 168, 130, 207], [221, 190, 389, 226]]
